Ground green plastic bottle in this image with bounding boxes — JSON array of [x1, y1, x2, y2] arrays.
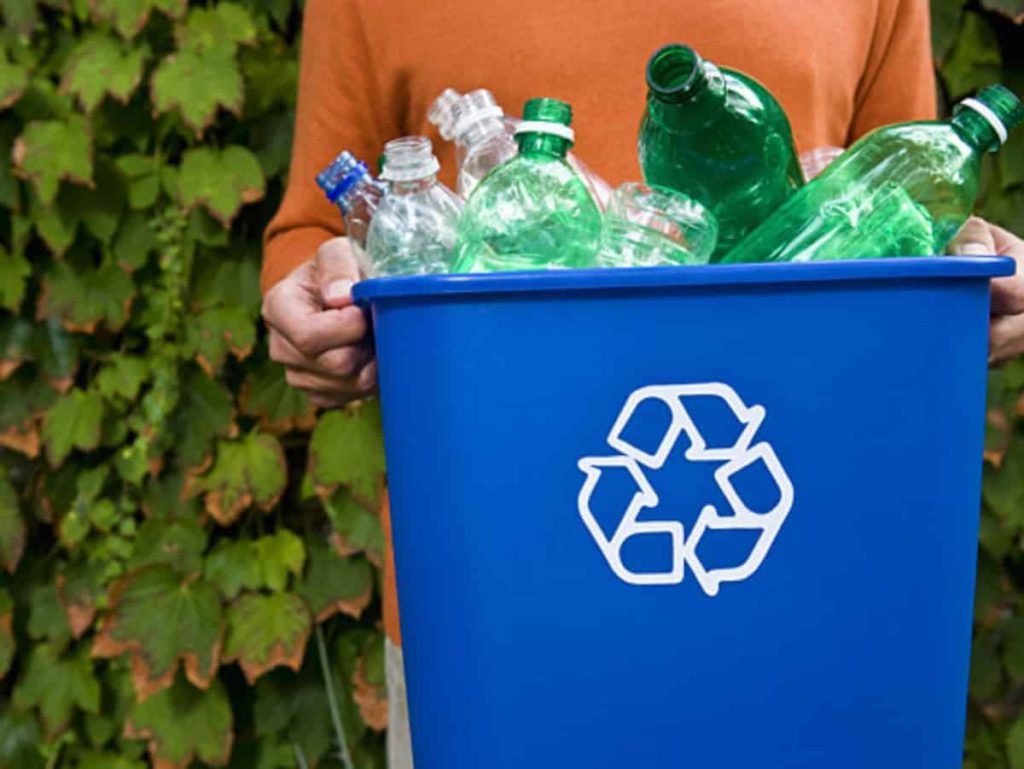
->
[[452, 97, 603, 272], [638, 44, 804, 260], [722, 85, 1024, 264]]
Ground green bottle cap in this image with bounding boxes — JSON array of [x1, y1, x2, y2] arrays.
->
[[646, 44, 708, 102], [956, 85, 1024, 146]]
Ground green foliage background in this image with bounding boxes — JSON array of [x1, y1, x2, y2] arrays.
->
[[0, 0, 1020, 766]]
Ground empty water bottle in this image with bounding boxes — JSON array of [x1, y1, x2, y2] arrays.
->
[[365, 136, 464, 276], [638, 44, 804, 259], [597, 182, 718, 267], [723, 85, 1024, 264], [316, 150, 387, 273], [429, 87, 613, 207]]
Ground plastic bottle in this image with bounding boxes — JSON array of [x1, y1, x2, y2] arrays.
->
[[638, 44, 804, 260], [722, 85, 1024, 264], [452, 98, 604, 272], [429, 88, 613, 207], [597, 182, 718, 267], [365, 136, 463, 276], [316, 150, 387, 273]]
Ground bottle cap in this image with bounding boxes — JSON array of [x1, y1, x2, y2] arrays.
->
[[316, 150, 370, 203]]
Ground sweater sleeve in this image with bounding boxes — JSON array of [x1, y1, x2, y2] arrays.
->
[[847, 0, 937, 143], [261, 0, 390, 293]]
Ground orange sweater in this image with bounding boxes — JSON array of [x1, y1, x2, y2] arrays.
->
[[263, 0, 937, 642]]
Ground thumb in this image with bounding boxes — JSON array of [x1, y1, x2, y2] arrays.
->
[[950, 216, 997, 256], [313, 237, 363, 309]]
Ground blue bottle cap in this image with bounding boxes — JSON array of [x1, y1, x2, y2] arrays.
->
[[316, 150, 371, 204]]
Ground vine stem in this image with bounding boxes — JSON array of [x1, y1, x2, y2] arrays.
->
[[316, 622, 354, 769], [293, 743, 311, 769]]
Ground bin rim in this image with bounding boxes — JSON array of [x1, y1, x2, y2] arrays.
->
[[353, 256, 1014, 303]]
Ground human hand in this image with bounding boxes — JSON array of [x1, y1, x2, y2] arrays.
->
[[951, 217, 1024, 365], [261, 237, 376, 408]]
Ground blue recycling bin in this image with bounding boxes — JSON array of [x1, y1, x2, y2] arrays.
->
[[354, 256, 1013, 769]]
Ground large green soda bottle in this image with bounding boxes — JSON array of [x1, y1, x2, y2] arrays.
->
[[638, 44, 804, 260], [452, 97, 603, 272], [722, 85, 1024, 264]]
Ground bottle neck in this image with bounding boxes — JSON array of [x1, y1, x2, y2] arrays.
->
[[457, 116, 507, 150], [337, 176, 383, 213], [952, 108, 1003, 154], [390, 176, 435, 195], [516, 133, 570, 159], [647, 70, 725, 129]]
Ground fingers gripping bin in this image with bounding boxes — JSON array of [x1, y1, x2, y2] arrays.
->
[[353, 257, 1013, 769]]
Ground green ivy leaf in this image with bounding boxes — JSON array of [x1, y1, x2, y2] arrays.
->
[[0, 247, 30, 311], [151, 47, 244, 137], [257, 529, 306, 592], [253, 664, 333, 762], [299, 538, 373, 622], [223, 592, 311, 684], [34, 317, 80, 389], [941, 12, 1003, 99], [28, 192, 76, 256], [61, 33, 147, 112], [115, 153, 161, 210], [177, 3, 257, 53], [127, 518, 206, 575], [308, 400, 386, 507], [96, 355, 149, 401], [90, 0, 188, 39], [27, 582, 72, 650], [42, 388, 106, 465], [204, 539, 262, 600], [190, 432, 286, 525], [0, 589, 14, 679], [176, 144, 264, 225], [170, 367, 235, 470], [190, 253, 261, 312], [12, 114, 92, 205], [38, 259, 134, 333], [240, 360, 316, 433], [113, 210, 159, 270], [0, 466, 25, 573], [142, 470, 202, 519], [57, 558, 104, 638], [92, 564, 223, 699], [324, 489, 385, 565], [183, 305, 257, 375], [125, 676, 233, 769], [0, 51, 29, 110], [12, 642, 100, 737], [61, 157, 126, 244]]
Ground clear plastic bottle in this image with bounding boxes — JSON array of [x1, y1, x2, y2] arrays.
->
[[638, 44, 804, 260], [722, 85, 1024, 264], [452, 97, 603, 272], [365, 136, 464, 276], [428, 87, 613, 207], [316, 150, 387, 273], [597, 182, 718, 267]]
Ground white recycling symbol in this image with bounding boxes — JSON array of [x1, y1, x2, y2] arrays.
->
[[577, 383, 794, 597]]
